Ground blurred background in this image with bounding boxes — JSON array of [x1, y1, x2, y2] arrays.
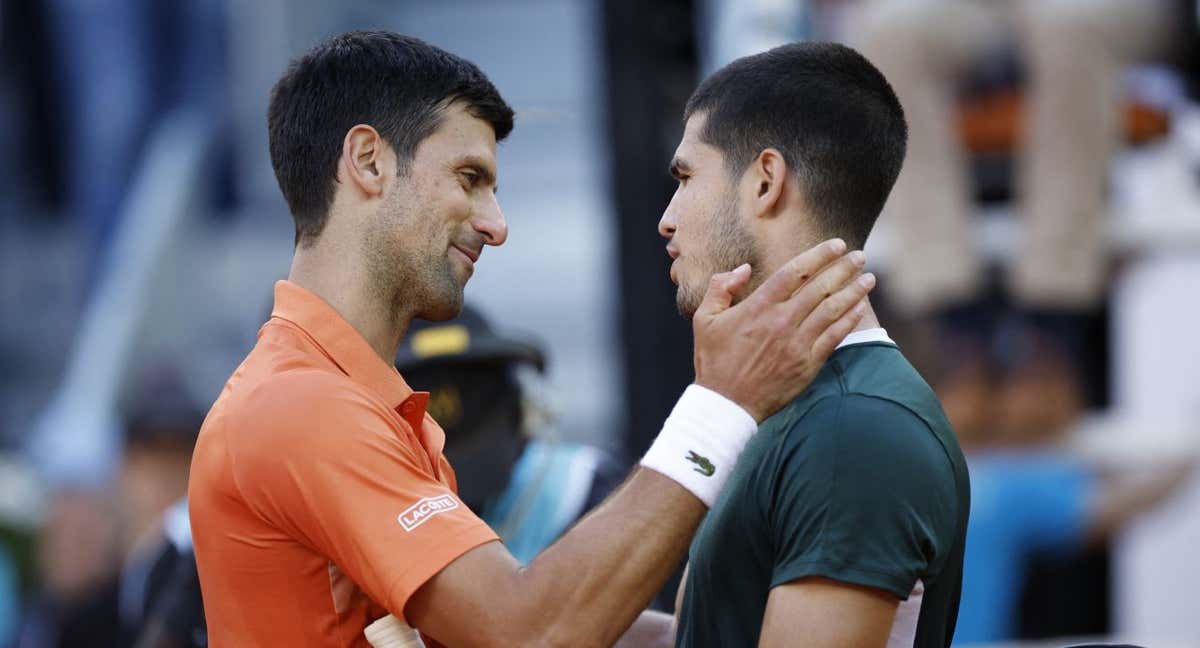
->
[[0, 0, 1198, 646]]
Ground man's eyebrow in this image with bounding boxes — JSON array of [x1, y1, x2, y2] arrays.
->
[[458, 156, 498, 187], [669, 156, 692, 179]]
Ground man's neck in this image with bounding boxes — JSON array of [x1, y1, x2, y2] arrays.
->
[[758, 236, 881, 334], [288, 247, 412, 364], [854, 299, 881, 333]]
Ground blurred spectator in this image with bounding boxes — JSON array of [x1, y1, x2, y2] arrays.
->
[[25, 0, 230, 277], [394, 306, 624, 563], [14, 489, 122, 648], [115, 371, 202, 648], [936, 323, 1195, 644], [851, 0, 1182, 339], [121, 499, 203, 648], [41, 0, 156, 270], [15, 367, 202, 648]]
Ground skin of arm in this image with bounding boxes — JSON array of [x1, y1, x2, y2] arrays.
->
[[614, 564, 688, 648], [757, 578, 900, 648], [405, 241, 874, 647], [614, 610, 676, 648], [408, 469, 701, 648], [1085, 459, 1197, 545]]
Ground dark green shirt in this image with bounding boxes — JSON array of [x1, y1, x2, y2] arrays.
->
[[676, 336, 970, 648]]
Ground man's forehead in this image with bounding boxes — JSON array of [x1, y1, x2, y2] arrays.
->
[[421, 108, 498, 162], [674, 112, 717, 164], [433, 102, 496, 141], [682, 111, 708, 141]]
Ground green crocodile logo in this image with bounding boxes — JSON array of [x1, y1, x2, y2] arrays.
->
[[685, 451, 716, 477]]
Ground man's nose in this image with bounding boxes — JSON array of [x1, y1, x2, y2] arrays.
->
[[658, 208, 677, 240], [474, 193, 508, 246]]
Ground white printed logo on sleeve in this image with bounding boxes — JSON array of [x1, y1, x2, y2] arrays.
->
[[397, 494, 460, 532]]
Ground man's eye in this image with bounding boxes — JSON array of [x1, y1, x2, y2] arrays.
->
[[459, 171, 478, 186]]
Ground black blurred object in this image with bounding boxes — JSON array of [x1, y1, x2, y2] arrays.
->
[[602, 0, 699, 612], [397, 307, 544, 514], [396, 307, 544, 374], [1018, 549, 1112, 642], [121, 368, 205, 450], [1176, 0, 1199, 99], [602, 0, 697, 464], [116, 370, 205, 647], [402, 362, 526, 514], [0, 0, 66, 209], [125, 540, 206, 648], [17, 581, 121, 648]]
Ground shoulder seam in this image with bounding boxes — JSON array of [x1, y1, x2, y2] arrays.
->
[[839, 392, 962, 474], [223, 369, 379, 535], [830, 355, 849, 396], [268, 318, 351, 378]]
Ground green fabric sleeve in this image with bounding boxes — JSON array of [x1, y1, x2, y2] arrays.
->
[[769, 394, 959, 599]]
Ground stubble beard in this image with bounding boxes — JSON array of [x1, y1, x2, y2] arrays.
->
[[676, 194, 761, 319], [365, 189, 465, 328]]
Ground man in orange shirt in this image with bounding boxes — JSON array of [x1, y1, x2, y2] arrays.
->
[[188, 30, 874, 647]]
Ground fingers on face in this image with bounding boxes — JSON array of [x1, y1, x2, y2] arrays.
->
[[810, 296, 870, 360], [754, 238, 847, 305], [716, 263, 751, 292], [788, 249, 866, 321], [697, 264, 752, 317], [796, 272, 876, 352]]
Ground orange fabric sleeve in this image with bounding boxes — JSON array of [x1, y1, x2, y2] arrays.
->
[[229, 370, 499, 622]]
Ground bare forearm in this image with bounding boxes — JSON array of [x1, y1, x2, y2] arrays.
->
[[509, 468, 701, 646], [1087, 462, 1195, 543], [408, 442, 712, 648], [615, 610, 676, 648]]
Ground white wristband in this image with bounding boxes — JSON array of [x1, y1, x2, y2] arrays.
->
[[365, 615, 425, 647], [639, 384, 758, 507]]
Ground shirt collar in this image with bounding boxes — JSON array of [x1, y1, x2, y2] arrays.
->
[[269, 280, 415, 409], [836, 327, 895, 349]]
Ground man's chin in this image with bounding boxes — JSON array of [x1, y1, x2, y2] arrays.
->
[[417, 286, 465, 322], [675, 291, 700, 321]]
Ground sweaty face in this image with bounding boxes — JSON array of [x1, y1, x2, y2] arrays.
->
[[660, 113, 761, 318], [363, 103, 507, 321]]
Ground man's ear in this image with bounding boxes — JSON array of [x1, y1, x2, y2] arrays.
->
[[339, 124, 393, 200], [746, 148, 788, 220]]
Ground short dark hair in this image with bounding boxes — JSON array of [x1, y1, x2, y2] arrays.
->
[[684, 42, 906, 250], [268, 31, 515, 247]]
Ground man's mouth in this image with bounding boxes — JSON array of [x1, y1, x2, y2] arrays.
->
[[666, 244, 681, 284], [451, 244, 480, 264]]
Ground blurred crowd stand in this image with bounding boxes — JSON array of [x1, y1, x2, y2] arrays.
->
[[0, 0, 1197, 646], [1, 1, 336, 646], [852, 0, 1181, 316]]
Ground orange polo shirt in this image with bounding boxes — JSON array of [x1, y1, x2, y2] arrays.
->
[[189, 281, 498, 647]]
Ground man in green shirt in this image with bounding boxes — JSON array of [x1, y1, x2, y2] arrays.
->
[[618, 42, 970, 648]]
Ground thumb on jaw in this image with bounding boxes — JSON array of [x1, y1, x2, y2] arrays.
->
[[694, 264, 751, 320]]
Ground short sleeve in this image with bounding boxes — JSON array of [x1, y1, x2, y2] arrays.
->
[[769, 395, 960, 599], [230, 372, 498, 621]]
